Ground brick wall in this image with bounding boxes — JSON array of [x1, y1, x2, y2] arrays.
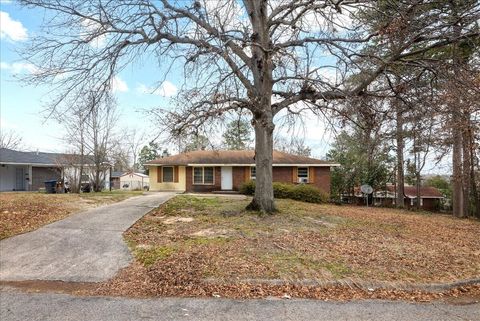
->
[[312, 167, 331, 194], [32, 167, 61, 191], [185, 166, 221, 192], [184, 165, 332, 195], [272, 166, 331, 194], [272, 166, 294, 184], [232, 167, 248, 190]]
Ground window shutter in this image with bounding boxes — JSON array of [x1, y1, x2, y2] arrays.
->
[[174, 166, 179, 183], [309, 167, 315, 183], [157, 167, 162, 183], [245, 166, 250, 181], [292, 167, 297, 183]]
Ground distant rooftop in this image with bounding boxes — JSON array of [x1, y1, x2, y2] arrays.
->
[[0, 148, 93, 166]]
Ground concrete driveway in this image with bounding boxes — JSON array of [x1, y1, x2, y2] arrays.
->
[[0, 192, 175, 282]]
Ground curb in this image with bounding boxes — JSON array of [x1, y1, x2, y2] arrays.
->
[[203, 278, 480, 293]]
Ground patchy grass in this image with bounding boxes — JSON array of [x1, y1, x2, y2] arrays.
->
[[133, 246, 176, 267], [92, 195, 480, 299], [0, 191, 143, 239]]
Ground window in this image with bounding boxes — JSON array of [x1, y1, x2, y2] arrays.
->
[[250, 167, 256, 180], [193, 167, 214, 184], [297, 167, 309, 183], [162, 166, 174, 182], [204, 167, 214, 184]]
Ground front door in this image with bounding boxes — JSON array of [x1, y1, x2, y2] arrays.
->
[[221, 167, 233, 190], [15, 168, 25, 190]]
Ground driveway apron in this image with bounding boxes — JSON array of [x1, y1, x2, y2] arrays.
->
[[0, 192, 175, 282]]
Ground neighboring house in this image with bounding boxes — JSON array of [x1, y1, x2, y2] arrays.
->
[[119, 172, 149, 190], [354, 185, 444, 211], [145, 150, 339, 194], [0, 148, 110, 192]]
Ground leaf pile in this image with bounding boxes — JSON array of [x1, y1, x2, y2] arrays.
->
[[90, 261, 480, 302]]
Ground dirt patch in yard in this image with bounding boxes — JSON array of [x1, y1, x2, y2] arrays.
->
[[85, 195, 480, 300], [0, 191, 142, 239]]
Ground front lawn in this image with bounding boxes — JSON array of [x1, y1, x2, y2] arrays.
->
[[94, 195, 480, 299], [0, 191, 143, 239]]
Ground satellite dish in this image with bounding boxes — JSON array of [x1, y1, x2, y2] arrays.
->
[[360, 184, 373, 194]]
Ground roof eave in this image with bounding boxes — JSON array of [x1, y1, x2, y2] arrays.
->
[[146, 163, 338, 167]]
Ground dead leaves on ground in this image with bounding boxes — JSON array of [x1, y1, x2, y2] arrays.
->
[[95, 196, 480, 301]]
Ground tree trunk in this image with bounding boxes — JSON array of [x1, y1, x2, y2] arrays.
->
[[396, 108, 405, 208], [78, 142, 84, 194], [95, 165, 101, 192], [247, 112, 276, 213], [416, 169, 421, 211], [470, 131, 480, 218], [452, 120, 465, 217], [450, 4, 465, 218], [244, 1, 276, 213], [462, 116, 475, 217], [465, 121, 479, 218]]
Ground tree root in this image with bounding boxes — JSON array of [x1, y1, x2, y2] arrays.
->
[[246, 198, 278, 214]]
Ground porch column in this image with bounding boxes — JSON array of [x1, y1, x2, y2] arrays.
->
[[28, 165, 33, 191]]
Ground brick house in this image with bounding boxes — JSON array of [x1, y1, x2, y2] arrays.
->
[[354, 185, 444, 211], [145, 150, 338, 194]]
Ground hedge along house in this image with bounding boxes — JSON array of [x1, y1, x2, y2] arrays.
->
[[145, 150, 339, 194]]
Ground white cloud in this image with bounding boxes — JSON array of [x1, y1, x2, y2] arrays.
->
[[112, 76, 129, 93], [136, 81, 178, 97], [158, 81, 178, 97], [0, 61, 38, 74], [0, 11, 27, 41]]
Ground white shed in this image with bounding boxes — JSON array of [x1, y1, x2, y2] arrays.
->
[[119, 172, 149, 190]]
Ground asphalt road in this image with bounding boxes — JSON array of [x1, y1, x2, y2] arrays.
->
[[0, 287, 479, 321], [0, 192, 175, 282]]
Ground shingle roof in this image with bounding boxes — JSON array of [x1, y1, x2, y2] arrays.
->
[[387, 185, 444, 198], [120, 171, 149, 178], [0, 148, 93, 166], [354, 185, 444, 198], [111, 171, 126, 178], [145, 150, 336, 166]]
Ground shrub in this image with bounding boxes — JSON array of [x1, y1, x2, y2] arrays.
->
[[290, 184, 328, 203], [239, 180, 328, 203], [239, 180, 256, 195], [272, 182, 294, 199]]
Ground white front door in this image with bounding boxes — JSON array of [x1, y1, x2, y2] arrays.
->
[[221, 167, 233, 190]]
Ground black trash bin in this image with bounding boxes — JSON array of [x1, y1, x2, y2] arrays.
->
[[44, 180, 57, 194]]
